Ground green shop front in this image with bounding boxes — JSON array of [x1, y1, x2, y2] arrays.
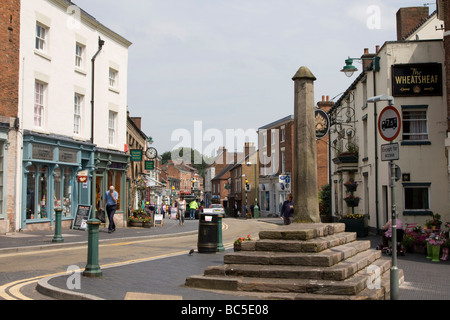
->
[[21, 132, 129, 231], [21, 131, 96, 231]]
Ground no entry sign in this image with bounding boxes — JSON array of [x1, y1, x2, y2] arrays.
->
[[378, 106, 401, 141]]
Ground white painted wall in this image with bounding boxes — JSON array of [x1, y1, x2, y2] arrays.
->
[[18, 0, 131, 150]]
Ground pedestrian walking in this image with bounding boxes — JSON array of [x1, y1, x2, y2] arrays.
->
[[104, 185, 118, 233], [189, 199, 198, 220], [280, 193, 294, 225], [177, 195, 186, 226]]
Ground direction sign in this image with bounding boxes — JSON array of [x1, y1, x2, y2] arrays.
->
[[378, 106, 401, 141]]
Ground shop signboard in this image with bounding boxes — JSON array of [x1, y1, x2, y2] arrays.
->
[[392, 63, 442, 97]]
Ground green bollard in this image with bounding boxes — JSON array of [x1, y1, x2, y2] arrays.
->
[[217, 214, 225, 252], [83, 219, 103, 278], [254, 205, 259, 219], [52, 208, 64, 243]]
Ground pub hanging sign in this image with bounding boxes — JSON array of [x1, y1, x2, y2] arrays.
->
[[392, 63, 442, 97]]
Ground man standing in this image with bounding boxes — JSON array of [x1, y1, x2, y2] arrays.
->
[[280, 193, 294, 225], [104, 186, 118, 233], [189, 199, 198, 220]]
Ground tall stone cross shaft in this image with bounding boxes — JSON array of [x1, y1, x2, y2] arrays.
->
[[292, 66, 321, 223]]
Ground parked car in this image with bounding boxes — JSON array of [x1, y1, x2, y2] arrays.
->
[[205, 204, 225, 215]]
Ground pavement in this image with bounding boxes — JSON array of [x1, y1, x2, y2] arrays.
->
[[1, 217, 450, 303]]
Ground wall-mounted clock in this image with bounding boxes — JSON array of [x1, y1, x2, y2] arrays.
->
[[146, 147, 157, 159]]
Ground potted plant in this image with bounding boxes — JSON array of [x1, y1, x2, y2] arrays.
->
[[402, 233, 415, 253], [234, 234, 252, 251], [339, 214, 368, 237], [128, 215, 143, 227], [142, 216, 152, 228], [343, 179, 358, 192], [425, 214, 442, 230], [413, 233, 427, 254], [344, 195, 360, 207], [426, 233, 445, 262], [441, 238, 449, 261]]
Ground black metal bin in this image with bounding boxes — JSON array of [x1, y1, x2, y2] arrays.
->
[[197, 213, 218, 253]]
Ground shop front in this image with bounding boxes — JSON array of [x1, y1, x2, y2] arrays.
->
[[92, 148, 129, 228], [259, 174, 291, 217], [21, 131, 95, 231]]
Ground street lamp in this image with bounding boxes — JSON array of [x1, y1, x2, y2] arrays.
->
[[340, 57, 359, 77], [367, 95, 399, 301], [340, 56, 380, 77]]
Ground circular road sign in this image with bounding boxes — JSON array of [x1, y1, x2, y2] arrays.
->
[[378, 106, 401, 141]]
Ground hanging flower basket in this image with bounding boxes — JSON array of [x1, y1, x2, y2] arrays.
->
[[344, 179, 358, 192], [344, 197, 360, 207]]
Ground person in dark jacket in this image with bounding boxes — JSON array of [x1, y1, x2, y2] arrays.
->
[[280, 193, 294, 225]]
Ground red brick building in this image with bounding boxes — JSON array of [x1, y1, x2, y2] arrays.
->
[[0, 0, 21, 233]]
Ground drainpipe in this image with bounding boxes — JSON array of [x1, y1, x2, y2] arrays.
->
[[90, 36, 105, 144]]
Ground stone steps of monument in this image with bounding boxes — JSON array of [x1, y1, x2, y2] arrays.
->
[[225, 240, 371, 267], [204, 249, 383, 281], [185, 257, 400, 298], [240, 232, 357, 253], [238, 266, 404, 300], [257, 223, 346, 241], [184, 223, 404, 300]]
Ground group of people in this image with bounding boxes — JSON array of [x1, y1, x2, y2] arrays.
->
[[174, 195, 200, 226]]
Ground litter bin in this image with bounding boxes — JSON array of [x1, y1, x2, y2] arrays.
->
[[197, 213, 218, 253]]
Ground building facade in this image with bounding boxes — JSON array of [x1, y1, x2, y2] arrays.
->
[[18, 0, 131, 231], [329, 7, 449, 231], [258, 116, 294, 217]]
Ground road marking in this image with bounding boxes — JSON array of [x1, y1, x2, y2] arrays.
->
[[0, 242, 236, 301]]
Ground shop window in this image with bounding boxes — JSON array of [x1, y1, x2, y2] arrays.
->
[[26, 166, 37, 219], [37, 166, 49, 219], [26, 165, 49, 220], [53, 167, 73, 217], [63, 168, 73, 217]]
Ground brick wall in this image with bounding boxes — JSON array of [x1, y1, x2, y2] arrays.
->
[[0, 0, 20, 118], [396, 7, 429, 41], [0, 0, 20, 233]]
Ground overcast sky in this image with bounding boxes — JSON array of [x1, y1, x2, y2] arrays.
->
[[74, 0, 434, 157]]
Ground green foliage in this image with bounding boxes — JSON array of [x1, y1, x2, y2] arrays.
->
[[319, 184, 331, 216]]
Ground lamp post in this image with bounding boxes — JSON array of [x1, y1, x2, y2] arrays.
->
[[367, 95, 399, 301]]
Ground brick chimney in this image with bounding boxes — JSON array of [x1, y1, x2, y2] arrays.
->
[[244, 142, 255, 159], [317, 95, 333, 113], [396, 7, 429, 41], [131, 117, 142, 130], [361, 48, 378, 71]]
